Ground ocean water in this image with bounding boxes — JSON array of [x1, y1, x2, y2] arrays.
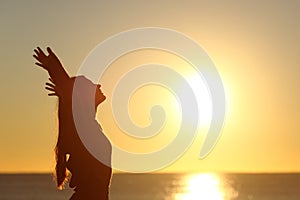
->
[[0, 173, 299, 200]]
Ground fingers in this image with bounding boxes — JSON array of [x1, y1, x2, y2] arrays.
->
[[33, 53, 41, 61], [33, 49, 39, 55], [45, 81, 56, 92], [49, 78, 55, 84], [45, 83, 59, 96], [48, 92, 58, 96], [45, 81, 60, 97], [47, 47, 53, 55], [37, 47, 46, 57], [34, 62, 46, 69], [45, 82, 55, 88], [45, 86, 55, 92], [33, 47, 46, 60], [35, 62, 44, 67], [46, 46, 59, 59], [33, 47, 47, 64], [33, 47, 52, 70], [33, 54, 39, 60], [33, 46, 49, 59]]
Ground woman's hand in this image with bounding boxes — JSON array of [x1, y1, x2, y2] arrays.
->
[[33, 47, 70, 86], [45, 78, 62, 97], [33, 47, 62, 71]]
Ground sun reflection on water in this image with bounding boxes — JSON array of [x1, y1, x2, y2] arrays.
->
[[174, 173, 238, 200]]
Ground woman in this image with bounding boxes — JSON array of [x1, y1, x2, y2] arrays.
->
[[33, 47, 112, 199]]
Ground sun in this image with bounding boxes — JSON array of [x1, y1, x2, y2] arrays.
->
[[185, 71, 213, 127]]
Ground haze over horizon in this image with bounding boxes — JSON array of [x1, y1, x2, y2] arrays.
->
[[1, 1, 299, 173]]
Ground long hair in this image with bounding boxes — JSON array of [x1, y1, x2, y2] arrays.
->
[[54, 78, 75, 189], [55, 100, 68, 189]]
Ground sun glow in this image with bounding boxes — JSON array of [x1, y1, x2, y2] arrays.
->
[[175, 173, 224, 200]]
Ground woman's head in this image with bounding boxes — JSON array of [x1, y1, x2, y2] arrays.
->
[[72, 76, 106, 112]]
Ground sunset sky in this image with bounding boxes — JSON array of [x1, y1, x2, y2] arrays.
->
[[0, 1, 299, 173]]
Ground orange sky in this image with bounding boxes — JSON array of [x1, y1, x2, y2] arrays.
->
[[0, 1, 299, 173]]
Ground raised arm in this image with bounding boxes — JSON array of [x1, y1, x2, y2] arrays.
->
[[33, 47, 70, 87]]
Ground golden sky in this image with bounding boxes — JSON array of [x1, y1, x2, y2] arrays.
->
[[0, 1, 299, 173]]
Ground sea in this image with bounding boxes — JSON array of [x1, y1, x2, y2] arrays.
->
[[0, 173, 299, 200]]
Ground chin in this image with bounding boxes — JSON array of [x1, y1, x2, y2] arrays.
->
[[96, 96, 106, 106]]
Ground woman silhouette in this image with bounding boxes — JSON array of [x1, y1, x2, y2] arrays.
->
[[33, 47, 112, 200]]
